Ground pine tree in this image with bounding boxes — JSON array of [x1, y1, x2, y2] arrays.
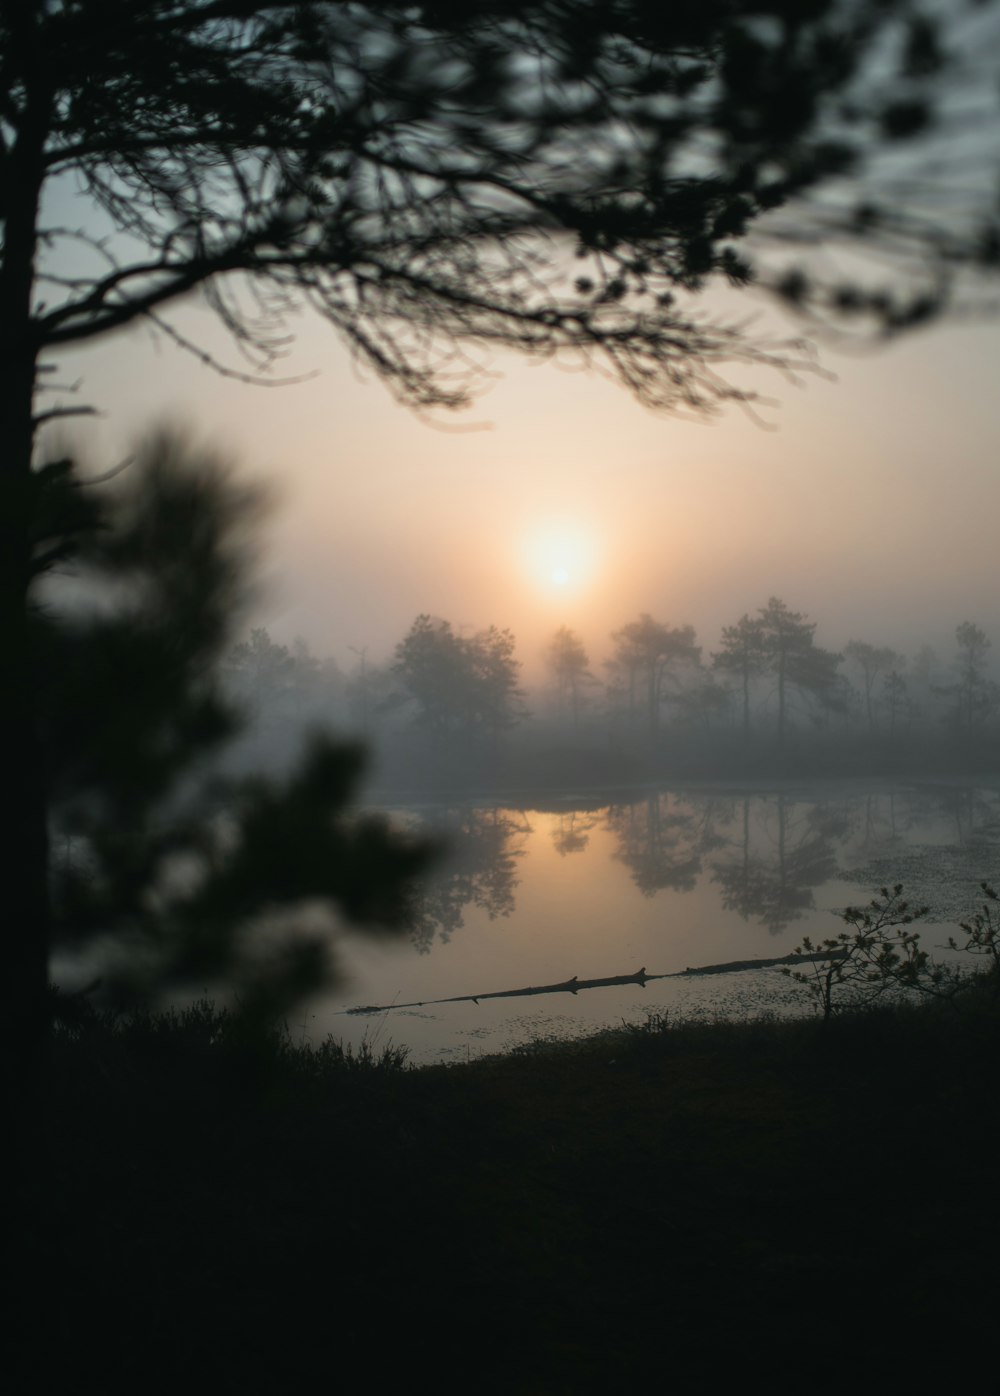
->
[[547, 626, 592, 728], [31, 431, 433, 1098], [758, 597, 841, 746], [714, 615, 767, 739]]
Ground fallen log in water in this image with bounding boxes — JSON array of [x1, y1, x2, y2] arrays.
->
[[343, 949, 843, 1015], [677, 947, 846, 977]]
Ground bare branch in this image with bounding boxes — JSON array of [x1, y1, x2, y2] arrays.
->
[[142, 308, 320, 388], [5, 0, 998, 419], [32, 406, 98, 428]]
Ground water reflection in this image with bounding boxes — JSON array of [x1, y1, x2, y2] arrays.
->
[[331, 784, 1000, 1063], [933, 785, 1000, 846], [401, 786, 1000, 954], [705, 796, 845, 933], [606, 792, 728, 895], [843, 786, 1000, 919], [408, 807, 526, 952], [551, 810, 598, 858]]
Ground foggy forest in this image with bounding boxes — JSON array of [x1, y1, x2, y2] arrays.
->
[[222, 608, 1000, 788]]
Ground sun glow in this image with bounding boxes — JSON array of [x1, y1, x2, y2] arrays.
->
[[522, 521, 599, 596]]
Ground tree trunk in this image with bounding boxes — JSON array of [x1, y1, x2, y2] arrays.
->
[[0, 368, 50, 1147], [0, 70, 51, 1135], [776, 651, 787, 748], [647, 664, 657, 738]]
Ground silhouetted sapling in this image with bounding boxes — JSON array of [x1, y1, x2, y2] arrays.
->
[[781, 884, 993, 1019]]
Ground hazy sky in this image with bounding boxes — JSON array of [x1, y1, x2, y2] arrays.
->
[[49, 279, 1000, 684]]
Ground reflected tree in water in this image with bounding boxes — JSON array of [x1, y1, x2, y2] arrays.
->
[[711, 798, 778, 923], [608, 793, 727, 897], [849, 791, 913, 856], [712, 795, 845, 935], [407, 809, 526, 953], [551, 811, 599, 858], [846, 788, 1000, 917], [932, 786, 1000, 849]]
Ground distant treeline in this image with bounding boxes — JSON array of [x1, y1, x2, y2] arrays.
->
[[222, 601, 1000, 782]]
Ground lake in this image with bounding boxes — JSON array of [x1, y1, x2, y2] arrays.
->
[[313, 782, 1000, 1063]]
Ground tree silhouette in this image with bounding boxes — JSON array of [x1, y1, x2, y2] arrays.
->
[[941, 622, 998, 734], [757, 597, 841, 747], [714, 614, 767, 739], [12, 4, 993, 431], [547, 626, 592, 727], [392, 616, 467, 741], [47, 430, 431, 974], [608, 614, 700, 737], [844, 640, 901, 734], [16, 431, 433, 1117], [470, 626, 526, 742], [227, 628, 295, 725], [882, 668, 911, 737], [393, 614, 524, 744]]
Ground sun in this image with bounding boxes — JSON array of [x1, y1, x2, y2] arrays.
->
[[521, 521, 598, 596]]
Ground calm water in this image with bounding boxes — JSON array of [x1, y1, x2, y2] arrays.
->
[[314, 783, 1000, 1063]]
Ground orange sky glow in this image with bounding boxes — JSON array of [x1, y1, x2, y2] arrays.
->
[[50, 283, 1000, 686]]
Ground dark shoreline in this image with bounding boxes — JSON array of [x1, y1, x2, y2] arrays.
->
[[16, 994, 1000, 1388]]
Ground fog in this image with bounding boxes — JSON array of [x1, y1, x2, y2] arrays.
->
[[53, 284, 1000, 725]]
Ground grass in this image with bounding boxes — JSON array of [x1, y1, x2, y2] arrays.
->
[[13, 989, 1000, 1390]]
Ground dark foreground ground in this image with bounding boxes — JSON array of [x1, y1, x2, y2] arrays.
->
[[11, 999, 1000, 1392]]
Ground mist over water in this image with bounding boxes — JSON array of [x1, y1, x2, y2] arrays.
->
[[312, 785, 1000, 1064], [201, 591, 1000, 1058]]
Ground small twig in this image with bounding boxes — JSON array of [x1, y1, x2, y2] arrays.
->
[[74, 455, 135, 487], [32, 405, 100, 428]]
